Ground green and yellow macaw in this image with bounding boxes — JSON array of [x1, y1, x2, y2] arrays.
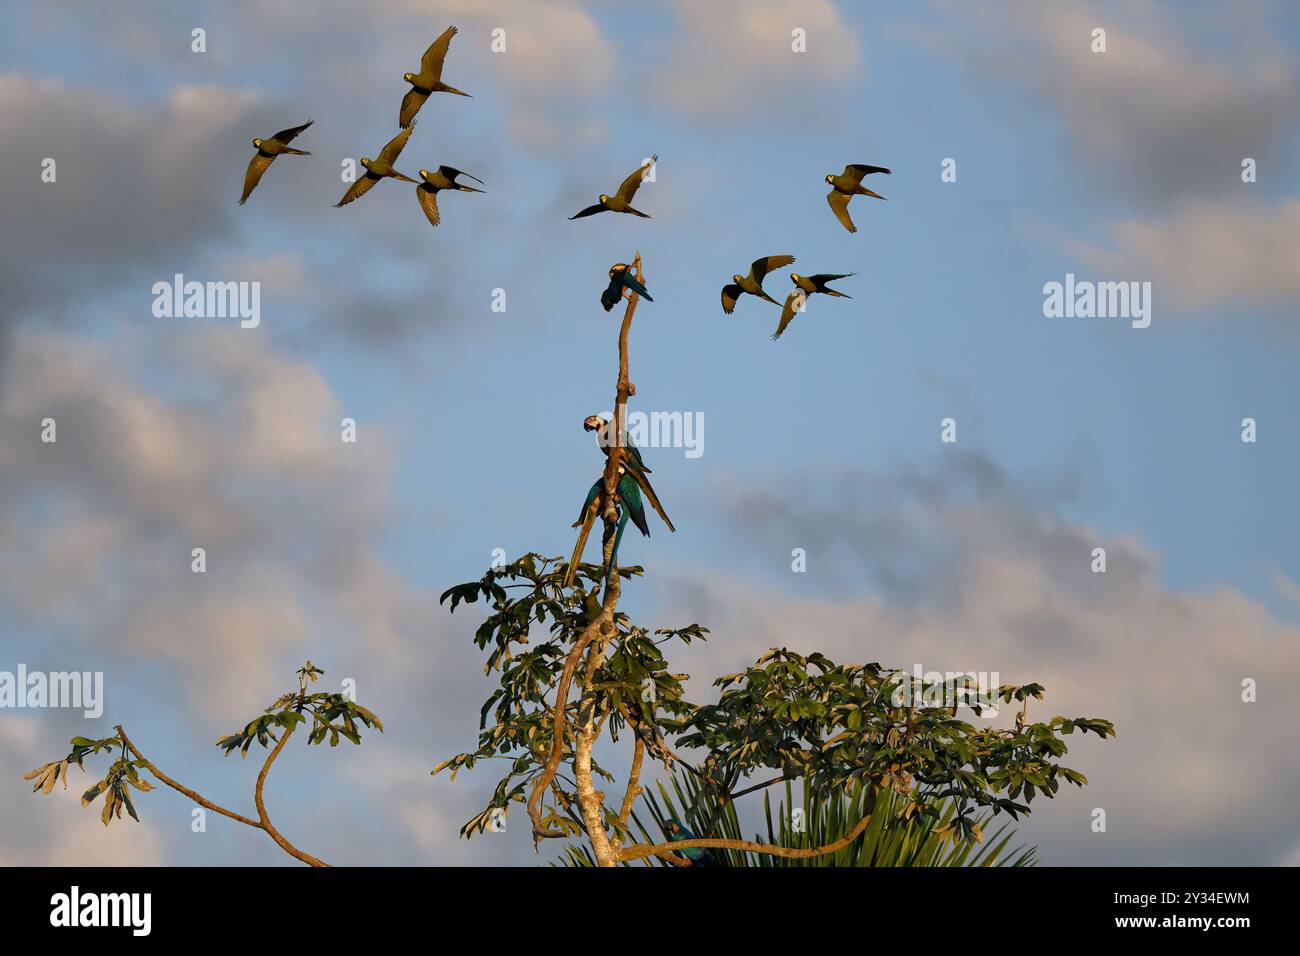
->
[[239, 119, 313, 206], [335, 124, 418, 207], [399, 25, 471, 128], [569, 155, 657, 219], [721, 255, 796, 313], [825, 163, 890, 233], [773, 272, 856, 340]]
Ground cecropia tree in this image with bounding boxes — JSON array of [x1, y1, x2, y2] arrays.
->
[[436, 254, 1114, 866]]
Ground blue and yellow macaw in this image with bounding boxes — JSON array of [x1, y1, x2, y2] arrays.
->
[[601, 262, 654, 312], [564, 416, 675, 589], [583, 415, 649, 473], [664, 816, 720, 866], [583, 416, 674, 533], [568, 472, 648, 583]]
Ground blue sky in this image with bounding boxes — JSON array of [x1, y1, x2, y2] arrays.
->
[[1, 0, 1298, 866]]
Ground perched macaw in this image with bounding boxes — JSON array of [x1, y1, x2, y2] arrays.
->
[[574, 474, 648, 537], [601, 263, 654, 312], [664, 816, 719, 866], [583, 415, 649, 473], [583, 416, 674, 532], [570, 473, 648, 576]]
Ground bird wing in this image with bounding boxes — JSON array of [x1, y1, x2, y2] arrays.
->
[[416, 183, 441, 226], [378, 123, 416, 165], [844, 163, 891, 183], [335, 172, 379, 207], [721, 283, 743, 314], [574, 480, 602, 526], [615, 154, 656, 203], [750, 255, 795, 283], [601, 278, 622, 312], [619, 478, 651, 538], [827, 190, 857, 233], [623, 274, 653, 301], [569, 203, 606, 220], [773, 291, 801, 340], [399, 88, 429, 128], [809, 273, 854, 295], [239, 151, 275, 205], [272, 119, 313, 144], [629, 469, 673, 533], [624, 440, 651, 474], [439, 165, 484, 186], [421, 25, 458, 80]]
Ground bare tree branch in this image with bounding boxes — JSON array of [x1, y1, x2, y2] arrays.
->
[[526, 577, 619, 841], [116, 722, 328, 867], [617, 810, 875, 865], [617, 734, 645, 831], [115, 725, 262, 830], [253, 721, 329, 867]]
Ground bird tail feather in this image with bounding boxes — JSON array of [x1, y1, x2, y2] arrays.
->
[[564, 504, 598, 589], [630, 469, 675, 533], [607, 514, 628, 577]]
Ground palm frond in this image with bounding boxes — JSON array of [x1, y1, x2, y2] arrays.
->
[[558, 769, 1037, 867]]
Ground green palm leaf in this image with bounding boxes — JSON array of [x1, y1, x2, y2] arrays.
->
[[558, 768, 1037, 867]]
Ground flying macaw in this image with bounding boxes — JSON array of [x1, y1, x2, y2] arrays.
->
[[664, 816, 720, 867], [601, 262, 654, 312], [582, 416, 674, 533]]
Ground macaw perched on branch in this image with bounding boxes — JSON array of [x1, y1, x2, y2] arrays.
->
[[583, 416, 674, 533], [568, 472, 648, 580], [601, 263, 654, 312], [664, 816, 720, 867]]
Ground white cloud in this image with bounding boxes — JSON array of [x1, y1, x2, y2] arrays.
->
[[658, 457, 1300, 863], [1068, 198, 1300, 312], [0, 329, 405, 719], [913, 0, 1297, 204]]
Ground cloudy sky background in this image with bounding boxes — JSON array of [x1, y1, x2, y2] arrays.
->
[[2, 0, 1298, 866]]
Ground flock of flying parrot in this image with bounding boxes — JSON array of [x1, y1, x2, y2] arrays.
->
[[235, 23, 891, 579]]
